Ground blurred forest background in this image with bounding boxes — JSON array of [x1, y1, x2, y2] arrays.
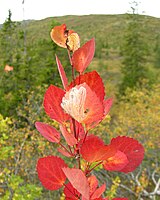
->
[[0, 7, 160, 200]]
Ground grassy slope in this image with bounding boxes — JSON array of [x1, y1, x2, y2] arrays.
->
[[26, 14, 160, 50], [18, 14, 160, 93]]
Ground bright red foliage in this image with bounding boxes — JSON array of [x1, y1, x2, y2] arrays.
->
[[37, 156, 67, 190], [110, 136, 145, 173], [43, 84, 69, 123], [63, 167, 90, 199], [72, 38, 95, 73], [35, 23, 145, 200], [56, 55, 68, 90], [103, 150, 128, 171], [68, 71, 105, 102], [81, 135, 116, 163], [112, 198, 128, 200], [67, 71, 112, 129], [64, 175, 106, 200], [60, 125, 77, 146], [64, 182, 80, 200], [35, 122, 60, 143], [88, 176, 106, 199]]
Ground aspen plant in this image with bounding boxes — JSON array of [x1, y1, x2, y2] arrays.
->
[[35, 24, 145, 200]]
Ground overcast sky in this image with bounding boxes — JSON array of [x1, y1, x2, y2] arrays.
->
[[0, 0, 159, 24]]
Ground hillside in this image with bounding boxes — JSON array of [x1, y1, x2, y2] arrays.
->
[[23, 14, 160, 86], [25, 14, 160, 46]]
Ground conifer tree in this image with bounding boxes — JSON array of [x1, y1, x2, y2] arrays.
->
[[154, 35, 160, 69], [119, 2, 149, 95]]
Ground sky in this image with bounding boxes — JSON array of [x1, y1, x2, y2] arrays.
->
[[0, 0, 160, 24]]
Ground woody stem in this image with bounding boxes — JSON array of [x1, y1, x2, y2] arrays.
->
[[67, 49, 75, 84], [58, 142, 73, 156], [86, 161, 103, 175]]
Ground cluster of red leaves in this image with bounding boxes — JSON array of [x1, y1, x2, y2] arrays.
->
[[35, 24, 145, 200]]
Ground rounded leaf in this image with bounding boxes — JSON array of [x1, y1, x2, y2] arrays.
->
[[68, 71, 105, 102], [50, 24, 68, 48], [111, 136, 145, 173], [67, 32, 80, 52], [81, 135, 115, 163], [37, 156, 67, 190], [103, 150, 128, 171]]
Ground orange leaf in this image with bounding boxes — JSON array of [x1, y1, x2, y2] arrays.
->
[[4, 64, 13, 72], [50, 24, 68, 48], [50, 24, 76, 49]]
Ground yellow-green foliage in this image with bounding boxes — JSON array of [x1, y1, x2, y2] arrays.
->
[[112, 84, 160, 151], [0, 88, 59, 199], [105, 176, 121, 199]]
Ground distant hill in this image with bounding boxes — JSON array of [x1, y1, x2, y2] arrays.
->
[[24, 14, 160, 47], [1, 14, 160, 86]]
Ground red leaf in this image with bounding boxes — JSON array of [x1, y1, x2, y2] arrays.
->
[[103, 150, 129, 171], [72, 38, 95, 73], [81, 135, 104, 162], [62, 83, 104, 129], [62, 167, 90, 200], [37, 156, 67, 190], [60, 125, 77, 146], [35, 122, 60, 143], [81, 135, 116, 163], [64, 182, 80, 200], [113, 198, 128, 200], [91, 183, 106, 199], [103, 98, 113, 116], [82, 83, 104, 129], [87, 175, 98, 196], [43, 85, 69, 123], [96, 145, 117, 161], [111, 136, 145, 173], [57, 147, 73, 158], [68, 71, 105, 102], [56, 55, 68, 90], [70, 120, 86, 140]]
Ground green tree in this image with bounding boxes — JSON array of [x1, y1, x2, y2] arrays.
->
[[0, 14, 61, 118], [154, 35, 160, 69], [119, 2, 149, 95]]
